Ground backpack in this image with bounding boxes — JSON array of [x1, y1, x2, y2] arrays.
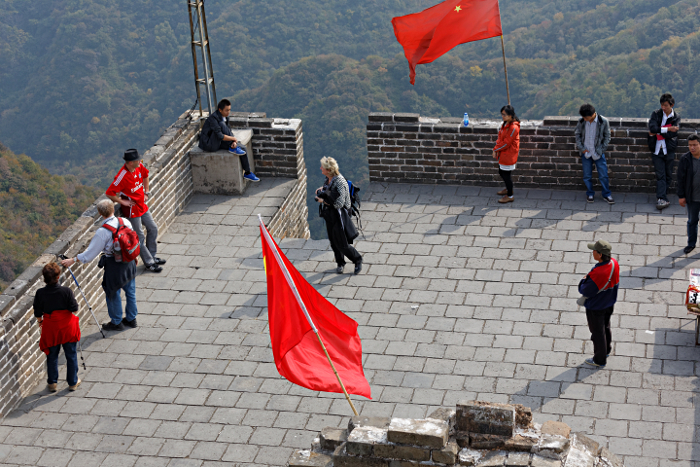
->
[[346, 180, 363, 235], [102, 218, 140, 263]]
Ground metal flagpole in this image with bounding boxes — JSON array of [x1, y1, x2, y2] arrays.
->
[[497, 0, 511, 105], [258, 215, 359, 416]]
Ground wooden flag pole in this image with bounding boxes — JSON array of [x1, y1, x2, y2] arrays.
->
[[314, 332, 359, 416], [258, 215, 359, 417], [500, 35, 511, 105]]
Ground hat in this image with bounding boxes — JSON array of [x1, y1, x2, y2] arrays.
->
[[123, 149, 139, 161], [587, 240, 612, 256]]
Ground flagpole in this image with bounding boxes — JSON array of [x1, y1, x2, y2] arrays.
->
[[258, 216, 359, 417], [499, 35, 510, 105]]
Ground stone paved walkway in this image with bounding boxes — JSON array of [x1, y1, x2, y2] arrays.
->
[[1, 180, 699, 467]]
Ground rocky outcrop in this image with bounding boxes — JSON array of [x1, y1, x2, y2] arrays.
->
[[287, 401, 625, 467]]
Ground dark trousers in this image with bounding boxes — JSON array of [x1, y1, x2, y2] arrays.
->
[[326, 217, 362, 267], [219, 140, 251, 174], [651, 153, 674, 201], [47, 342, 79, 386], [687, 201, 700, 248], [586, 306, 614, 365], [499, 169, 513, 196]]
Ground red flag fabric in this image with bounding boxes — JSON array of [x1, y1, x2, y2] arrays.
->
[[392, 0, 503, 84], [260, 221, 371, 399]]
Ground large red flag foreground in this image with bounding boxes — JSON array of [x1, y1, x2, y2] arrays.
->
[[392, 0, 503, 84], [259, 219, 371, 400]]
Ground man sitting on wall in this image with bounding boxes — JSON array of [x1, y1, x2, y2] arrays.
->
[[199, 99, 260, 182]]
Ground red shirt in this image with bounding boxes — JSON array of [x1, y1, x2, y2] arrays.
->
[[106, 163, 149, 218]]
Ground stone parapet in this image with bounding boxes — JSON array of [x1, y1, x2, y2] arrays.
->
[[367, 113, 700, 192], [288, 401, 625, 467]]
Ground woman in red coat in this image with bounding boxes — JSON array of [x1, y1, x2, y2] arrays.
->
[[492, 105, 521, 204]]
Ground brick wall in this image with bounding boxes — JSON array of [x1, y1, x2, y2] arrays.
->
[[367, 112, 700, 192]]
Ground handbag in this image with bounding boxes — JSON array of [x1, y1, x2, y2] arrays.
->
[[577, 260, 615, 307]]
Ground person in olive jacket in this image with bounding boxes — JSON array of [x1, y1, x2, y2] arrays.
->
[[648, 93, 681, 210], [677, 134, 700, 254]]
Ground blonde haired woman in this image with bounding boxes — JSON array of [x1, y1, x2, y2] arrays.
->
[[315, 157, 362, 274]]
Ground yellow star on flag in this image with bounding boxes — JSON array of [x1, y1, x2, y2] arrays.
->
[[454, 5, 462, 12]]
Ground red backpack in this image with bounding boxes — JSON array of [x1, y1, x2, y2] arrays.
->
[[102, 218, 140, 263]]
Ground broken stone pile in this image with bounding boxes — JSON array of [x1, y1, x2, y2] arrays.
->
[[287, 401, 625, 467]]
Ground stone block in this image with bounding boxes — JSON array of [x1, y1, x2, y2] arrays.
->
[[506, 452, 531, 467], [533, 435, 570, 460], [346, 426, 388, 457], [478, 450, 508, 467], [531, 455, 562, 467], [320, 427, 348, 451], [456, 401, 514, 437], [387, 418, 448, 448], [598, 447, 624, 467], [333, 444, 389, 467], [457, 448, 483, 466], [190, 129, 255, 195], [469, 433, 507, 449], [513, 405, 532, 428], [373, 443, 430, 462], [432, 440, 459, 464], [454, 432, 470, 448], [349, 416, 392, 432], [503, 435, 536, 452], [571, 434, 599, 456], [541, 421, 571, 438], [562, 447, 594, 467], [288, 449, 332, 467], [427, 408, 456, 430]]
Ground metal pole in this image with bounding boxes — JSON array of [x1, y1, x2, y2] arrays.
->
[[61, 260, 106, 339], [196, 0, 214, 114], [258, 216, 360, 416], [201, 4, 217, 107], [500, 35, 511, 105], [187, 1, 203, 118]]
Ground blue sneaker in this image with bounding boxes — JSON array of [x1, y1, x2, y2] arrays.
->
[[584, 358, 605, 368], [229, 146, 246, 155], [244, 173, 260, 182]]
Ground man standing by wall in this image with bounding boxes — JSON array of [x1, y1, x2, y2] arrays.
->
[[199, 99, 260, 182], [574, 104, 614, 204], [106, 149, 164, 273], [578, 240, 619, 368], [676, 135, 700, 254], [61, 200, 138, 331], [648, 93, 681, 210]]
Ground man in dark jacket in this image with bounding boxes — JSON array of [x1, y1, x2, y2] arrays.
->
[[677, 134, 700, 254], [648, 93, 681, 210], [574, 104, 614, 204], [578, 240, 619, 368], [199, 99, 259, 182]]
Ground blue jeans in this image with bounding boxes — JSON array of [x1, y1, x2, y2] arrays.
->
[[47, 342, 78, 386], [687, 201, 700, 248], [105, 278, 138, 324], [581, 154, 611, 198]]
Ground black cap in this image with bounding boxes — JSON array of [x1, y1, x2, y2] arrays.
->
[[124, 149, 139, 161]]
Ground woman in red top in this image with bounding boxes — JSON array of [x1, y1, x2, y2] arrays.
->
[[492, 105, 521, 204]]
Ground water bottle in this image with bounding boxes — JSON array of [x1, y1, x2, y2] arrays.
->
[[463, 112, 469, 127]]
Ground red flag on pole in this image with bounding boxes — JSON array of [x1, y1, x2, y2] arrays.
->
[[392, 0, 503, 84], [259, 219, 371, 400]]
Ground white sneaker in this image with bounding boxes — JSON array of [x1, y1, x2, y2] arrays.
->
[[656, 199, 670, 210]]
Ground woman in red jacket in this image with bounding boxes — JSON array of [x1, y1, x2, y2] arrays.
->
[[492, 105, 521, 204]]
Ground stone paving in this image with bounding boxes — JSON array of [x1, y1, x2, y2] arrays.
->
[[1, 179, 700, 467]]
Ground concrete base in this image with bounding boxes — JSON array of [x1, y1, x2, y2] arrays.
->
[[190, 129, 255, 195]]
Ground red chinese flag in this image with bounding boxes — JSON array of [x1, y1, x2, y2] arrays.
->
[[260, 220, 371, 399], [392, 0, 503, 84]]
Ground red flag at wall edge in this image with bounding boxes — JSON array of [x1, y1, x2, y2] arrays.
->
[[392, 0, 503, 85], [259, 218, 372, 400]]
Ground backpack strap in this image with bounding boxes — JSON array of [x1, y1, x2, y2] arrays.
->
[[101, 219, 122, 239], [596, 260, 616, 294]]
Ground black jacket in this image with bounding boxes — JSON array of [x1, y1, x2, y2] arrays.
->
[[676, 152, 697, 201], [33, 283, 79, 318], [198, 110, 232, 152], [648, 109, 680, 156]]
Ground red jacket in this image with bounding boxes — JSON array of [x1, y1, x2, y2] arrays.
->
[[493, 121, 520, 166], [39, 310, 81, 355]]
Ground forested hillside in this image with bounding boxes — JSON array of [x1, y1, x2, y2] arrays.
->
[[1, 0, 700, 276], [0, 144, 100, 291]]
